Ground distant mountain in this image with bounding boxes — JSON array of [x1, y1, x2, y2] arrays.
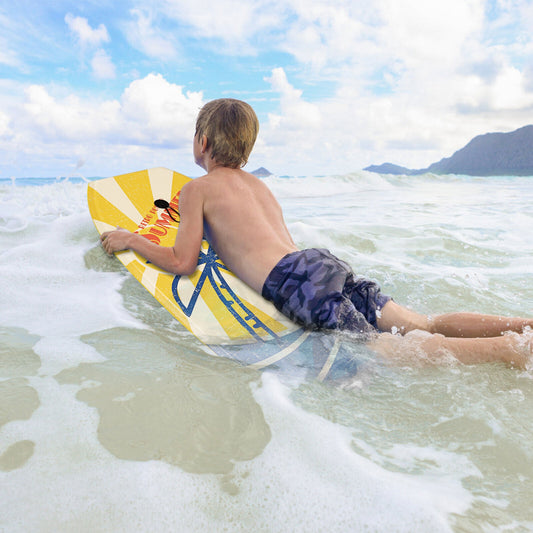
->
[[251, 167, 273, 177], [365, 125, 533, 176], [363, 163, 415, 175]]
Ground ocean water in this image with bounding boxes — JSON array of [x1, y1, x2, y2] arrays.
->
[[0, 171, 532, 532]]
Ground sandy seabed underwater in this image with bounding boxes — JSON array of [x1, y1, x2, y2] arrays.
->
[[1, 171, 532, 532]]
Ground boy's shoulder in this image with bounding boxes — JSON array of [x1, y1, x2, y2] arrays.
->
[[185, 168, 266, 205], [183, 167, 242, 195]]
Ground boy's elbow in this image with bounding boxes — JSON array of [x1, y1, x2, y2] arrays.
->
[[177, 263, 197, 277], [169, 253, 197, 277]]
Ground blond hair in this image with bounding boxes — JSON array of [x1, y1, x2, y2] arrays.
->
[[195, 99, 259, 168]]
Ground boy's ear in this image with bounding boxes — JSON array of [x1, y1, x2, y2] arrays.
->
[[201, 134, 208, 153]]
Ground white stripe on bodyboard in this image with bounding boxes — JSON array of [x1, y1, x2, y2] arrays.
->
[[141, 267, 160, 296], [173, 275, 230, 340], [316, 337, 341, 381], [90, 178, 143, 225], [148, 167, 174, 203], [247, 330, 311, 370], [93, 220, 116, 234]]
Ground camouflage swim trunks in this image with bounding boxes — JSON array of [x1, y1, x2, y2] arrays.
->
[[262, 248, 391, 333]]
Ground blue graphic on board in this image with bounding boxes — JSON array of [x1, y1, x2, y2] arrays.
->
[[171, 243, 279, 341]]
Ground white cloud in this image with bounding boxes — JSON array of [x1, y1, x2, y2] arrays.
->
[[140, 0, 281, 54], [120, 73, 203, 144], [489, 66, 533, 110], [524, 63, 533, 92], [91, 49, 116, 79], [267, 67, 302, 101], [255, 68, 328, 171], [0, 110, 12, 139], [265, 68, 321, 132], [0, 11, 27, 70], [378, 0, 483, 68], [23, 85, 120, 141], [281, 2, 371, 71], [124, 9, 178, 60], [0, 40, 21, 68], [0, 74, 205, 177], [65, 13, 110, 48], [21, 74, 203, 146]]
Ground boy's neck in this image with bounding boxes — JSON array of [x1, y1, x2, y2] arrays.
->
[[201, 153, 240, 175], [204, 158, 228, 173]]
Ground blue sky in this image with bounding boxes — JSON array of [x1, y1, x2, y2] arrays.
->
[[1, 0, 533, 178]]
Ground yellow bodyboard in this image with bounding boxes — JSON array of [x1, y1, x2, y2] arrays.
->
[[87, 167, 300, 345]]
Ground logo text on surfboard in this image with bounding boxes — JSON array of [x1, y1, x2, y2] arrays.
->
[[136, 192, 181, 244]]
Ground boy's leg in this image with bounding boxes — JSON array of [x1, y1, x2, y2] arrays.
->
[[428, 313, 533, 338], [377, 300, 533, 337], [376, 300, 429, 333], [370, 330, 532, 368]]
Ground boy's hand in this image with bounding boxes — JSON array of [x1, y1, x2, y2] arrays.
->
[[100, 227, 133, 255]]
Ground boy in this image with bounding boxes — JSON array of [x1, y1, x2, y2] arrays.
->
[[101, 98, 533, 367]]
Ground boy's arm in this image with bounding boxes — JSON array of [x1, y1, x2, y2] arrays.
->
[[100, 181, 204, 276]]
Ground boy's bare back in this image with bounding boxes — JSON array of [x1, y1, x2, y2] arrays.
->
[[191, 167, 298, 293]]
